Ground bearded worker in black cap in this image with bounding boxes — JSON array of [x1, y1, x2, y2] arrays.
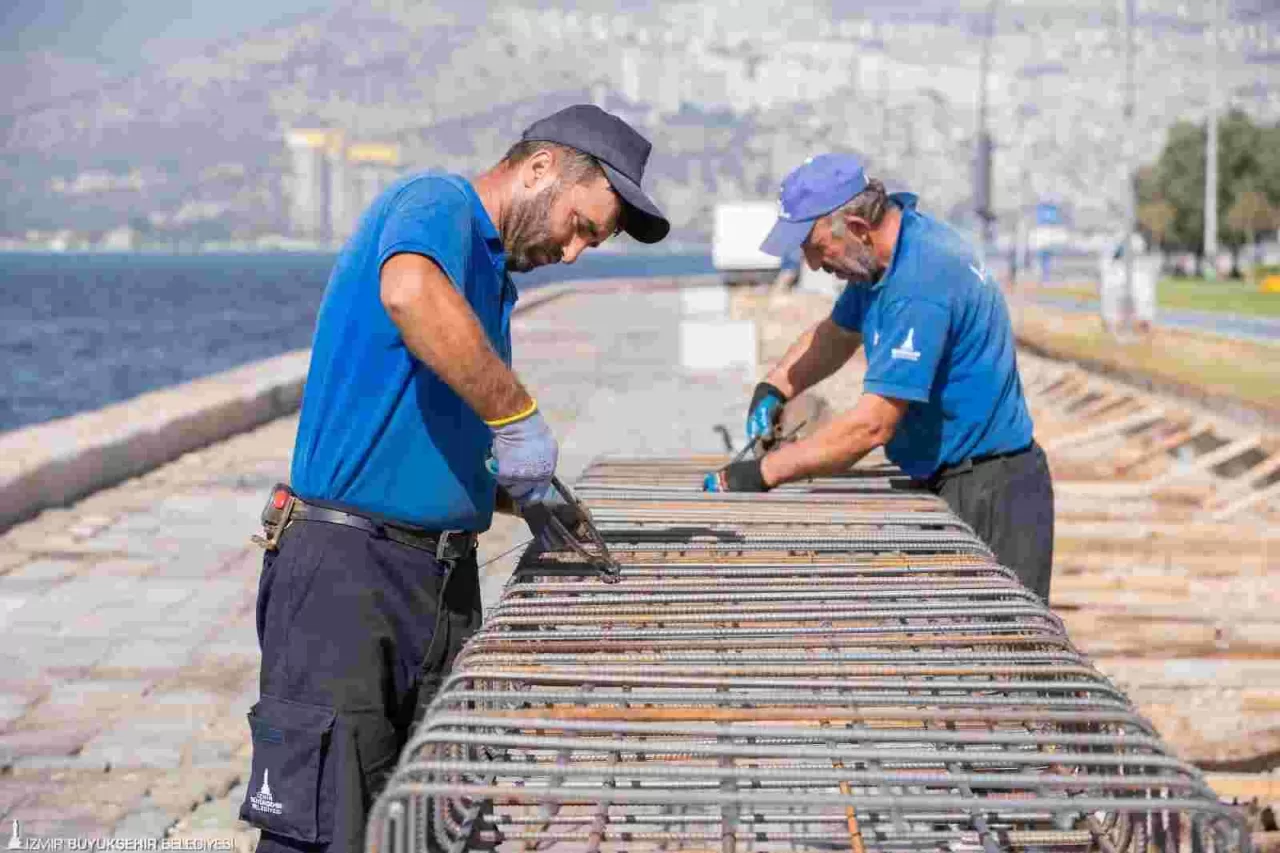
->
[[241, 105, 669, 852]]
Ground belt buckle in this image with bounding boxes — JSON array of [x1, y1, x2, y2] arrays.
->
[[436, 530, 472, 562]]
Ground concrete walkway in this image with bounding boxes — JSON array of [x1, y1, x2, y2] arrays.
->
[[0, 281, 752, 848]]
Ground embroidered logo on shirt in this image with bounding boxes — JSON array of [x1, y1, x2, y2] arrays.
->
[[891, 329, 921, 362], [872, 330, 880, 348], [250, 769, 284, 816]]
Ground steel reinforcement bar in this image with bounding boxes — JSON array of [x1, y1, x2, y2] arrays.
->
[[367, 457, 1250, 853]]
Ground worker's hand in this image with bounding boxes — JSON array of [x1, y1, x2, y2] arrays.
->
[[702, 459, 769, 493], [745, 382, 786, 450], [486, 408, 558, 506], [520, 491, 589, 551]]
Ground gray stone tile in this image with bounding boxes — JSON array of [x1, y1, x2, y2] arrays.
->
[[0, 694, 31, 731], [9, 637, 117, 669], [151, 549, 242, 579], [67, 609, 160, 640], [112, 806, 178, 840], [1, 806, 107, 842], [67, 514, 115, 539], [10, 752, 113, 771], [189, 739, 237, 769], [2, 595, 94, 631], [0, 778, 37, 817], [90, 558, 159, 578], [134, 583, 196, 608], [0, 654, 45, 682], [229, 680, 258, 712], [0, 724, 100, 766], [102, 515, 164, 534], [1, 560, 82, 584], [76, 728, 189, 770], [44, 679, 151, 709], [0, 596, 28, 631], [101, 640, 196, 670], [51, 575, 145, 607], [129, 620, 212, 643], [175, 780, 256, 837], [150, 689, 223, 714], [199, 637, 259, 663]]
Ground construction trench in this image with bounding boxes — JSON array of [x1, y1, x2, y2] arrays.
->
[[358, 290, 1279, 853]]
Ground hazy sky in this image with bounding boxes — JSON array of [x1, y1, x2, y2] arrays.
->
[[1, 0, 327, 68], [3, 0, 1273, 72]]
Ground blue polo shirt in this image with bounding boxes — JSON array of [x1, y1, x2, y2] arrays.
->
[[290, 171, 517, 530], [830, 193, 1033, 480]]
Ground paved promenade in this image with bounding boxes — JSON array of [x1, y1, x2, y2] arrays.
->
[[0, 281, 752, 847]]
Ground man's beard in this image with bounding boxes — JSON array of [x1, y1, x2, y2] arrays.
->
[[824, 239, 885, 284], [504, 183, 563, 272]]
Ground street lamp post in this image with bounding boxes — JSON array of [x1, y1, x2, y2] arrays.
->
[[1204, 0, 1221, 280], [975, 0, 998, 258], [1121, 0, 1136, 334]]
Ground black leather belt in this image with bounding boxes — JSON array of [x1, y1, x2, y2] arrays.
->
[[928, 443, 1035, 487], [254, 483, 477, 561], [290, 503, 477, 561]]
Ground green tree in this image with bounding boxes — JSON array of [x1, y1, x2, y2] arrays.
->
[[1138, 111, 1280, 276], [1226, 188, 1277, 278], [1137, 199, 1176, 251], [1148, 121, 1206, 261], [1257, 123, 1280, 203], [1218, 111, 1270, 273]]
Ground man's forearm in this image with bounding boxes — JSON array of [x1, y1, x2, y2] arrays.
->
[[381, 253, 531, 421], [759, 394, 905, 486], [765, 318, 861, 399]]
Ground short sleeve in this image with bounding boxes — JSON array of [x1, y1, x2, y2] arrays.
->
[[863, 297, 949, 403], [376, 179, 473, 289], [830, 283, 869, 332]]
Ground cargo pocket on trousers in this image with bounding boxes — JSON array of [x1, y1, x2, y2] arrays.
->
[[239, 694, 337, 843]]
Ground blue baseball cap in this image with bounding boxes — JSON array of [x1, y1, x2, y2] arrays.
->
[[759, 153, 868, 257]]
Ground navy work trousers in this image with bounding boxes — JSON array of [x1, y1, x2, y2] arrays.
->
[[929, 442, 1056, 603], [240, 520, 481, 852]]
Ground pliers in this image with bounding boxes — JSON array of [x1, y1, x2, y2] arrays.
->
[[525, 476, 621, 583]]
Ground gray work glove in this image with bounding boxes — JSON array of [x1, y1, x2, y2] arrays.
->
[[486, 407, 558, 507]]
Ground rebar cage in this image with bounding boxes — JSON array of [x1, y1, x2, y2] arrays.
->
[[367, 457, 1250, 853]]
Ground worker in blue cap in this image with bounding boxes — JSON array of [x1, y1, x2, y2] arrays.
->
[[704, 154, 1054, 602], [243, 105, 668, 853]]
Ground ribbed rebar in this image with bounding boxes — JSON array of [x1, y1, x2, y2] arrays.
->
[[366, 457, 1250, 853]]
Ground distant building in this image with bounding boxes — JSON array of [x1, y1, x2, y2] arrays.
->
[[325, 130, 351, 243], [346, 142, 402, 233], [286, 129, 333, 242], [287, 129, 402, 244], [98, 225, 138, 251]]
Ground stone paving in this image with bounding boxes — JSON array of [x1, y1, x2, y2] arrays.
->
[[0, 281, 751, 849]]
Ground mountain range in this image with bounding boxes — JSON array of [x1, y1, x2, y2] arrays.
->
[[2, 0, 1276, 245]]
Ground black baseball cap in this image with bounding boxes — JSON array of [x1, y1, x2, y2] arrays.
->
[[519, 104, 670, 244]]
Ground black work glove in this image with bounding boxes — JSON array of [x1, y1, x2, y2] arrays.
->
[[703, 459, 770, 493], [520, 492, 590, 551]]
